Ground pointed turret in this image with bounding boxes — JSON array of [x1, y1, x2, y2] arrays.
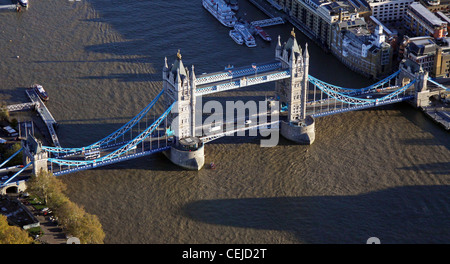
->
[[276, 35, 282, 58], [303, 42, 309, 62], [191, 65, 196, 83], [163, 56, 169, 79], [171, 50, 187, 84], [285, 28, 301, 56]]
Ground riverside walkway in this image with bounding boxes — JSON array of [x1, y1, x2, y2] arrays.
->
[[25, 89, 60, 147]]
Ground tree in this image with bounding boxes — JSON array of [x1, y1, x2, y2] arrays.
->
[[0, 103, 10, 122], [55, 200, 105, 244], [26, 170, 105, 244], [26, 169, 66, 206], [0, 215, 33, 244], [10, 118, 18, 129], [76, 212, 105, 244]]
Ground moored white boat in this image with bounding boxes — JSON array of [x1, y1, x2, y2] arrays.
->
[[17, 0, 28, 8], [225, 0, 239, 11], [202, 0, 237, 28], [235, 23, 256, 47], [229, 29, 244, 45], [32, 84, 49, 101]]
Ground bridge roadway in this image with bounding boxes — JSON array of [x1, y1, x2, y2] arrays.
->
[[49, 135, 172, 176], [0, 165, 30, 184], [25, 89, 60, 147]]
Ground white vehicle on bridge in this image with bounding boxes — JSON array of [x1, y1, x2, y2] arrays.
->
[[84, 151, 100, 160]]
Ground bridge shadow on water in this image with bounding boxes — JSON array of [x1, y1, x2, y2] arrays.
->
[[398, 162, 450, 176], [32, 56, 155, 65], [0, 86, 31, 103], [182, 185, 450, 243], [396, 104, 450, 152], [79, 72, 161, 83]]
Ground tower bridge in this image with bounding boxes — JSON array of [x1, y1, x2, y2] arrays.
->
[[1, 29, 447, 192]]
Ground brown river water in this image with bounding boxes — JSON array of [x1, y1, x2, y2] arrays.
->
[[0, 0, 448, 243]]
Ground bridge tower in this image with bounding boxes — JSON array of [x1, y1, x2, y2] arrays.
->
[[162, 51, 205, 170], [397, 60, 431, 108], [275, 29, 315, 144], [21, 134, 48, 176]]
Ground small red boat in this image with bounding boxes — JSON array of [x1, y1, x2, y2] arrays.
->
[[32, 84, 49, 101], [210, 162, 216, 169], [254, 26, 271, 42]]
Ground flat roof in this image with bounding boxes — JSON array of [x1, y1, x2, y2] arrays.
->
[[410, 2, 447, 26], [436, 11, 450, 24]]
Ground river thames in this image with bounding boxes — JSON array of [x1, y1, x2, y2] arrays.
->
[[0, 0, 448, 243]]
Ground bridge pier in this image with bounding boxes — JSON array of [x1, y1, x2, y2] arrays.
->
[[163, 137, 205, 170], [280, 116, 315, 145]]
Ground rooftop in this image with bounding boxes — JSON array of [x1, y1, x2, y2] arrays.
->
[[409, 2, 447, 27]]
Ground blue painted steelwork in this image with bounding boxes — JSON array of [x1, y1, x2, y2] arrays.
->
[[309, 78, 416, 105], [310, 96, 414, 118], [52, 146, 171, 176], [48, 102, 175, 167], [0, 162, 32, 187], [308, 70, 401, 95], [0, 147, 23, 169], [428, 77, 450, 91], [43, 89, 165, 154]]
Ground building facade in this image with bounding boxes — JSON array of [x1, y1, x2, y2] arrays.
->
[[271, 0, 371, 50], [405, 2, 448, 38], [418, 0, 450, 13], [367, 0, 414, 23], [331, 18, 393, 79], [403, 36, 450, 77]]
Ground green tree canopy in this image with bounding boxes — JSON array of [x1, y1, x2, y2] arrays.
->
[[26, 169, 105, 244], [0, 215, 33, 244]]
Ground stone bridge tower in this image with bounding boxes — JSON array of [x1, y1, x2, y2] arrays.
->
[[162, 51, 204, 170], [397, 59, 431, 108], [275, 29, 315, 144], [163, 50, 194, 140], [22, 134, 48, 176]]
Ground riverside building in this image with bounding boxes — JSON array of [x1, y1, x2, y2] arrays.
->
[[403, 36, 450, 77], [367, 0, 414, 23], [331, 18, 393, 79], [405, 2, 448, 38], [270, 0, 371, 50]]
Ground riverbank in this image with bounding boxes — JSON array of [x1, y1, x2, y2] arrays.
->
[[422, 105, 450, 131], [248, 0, 329, 52]]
